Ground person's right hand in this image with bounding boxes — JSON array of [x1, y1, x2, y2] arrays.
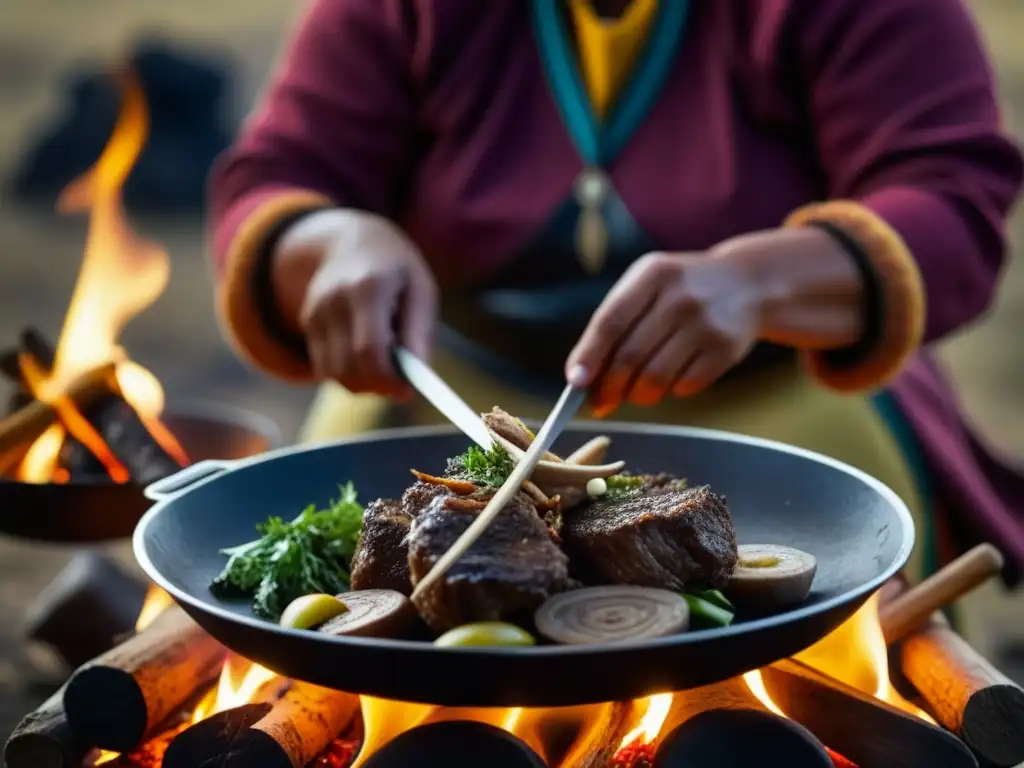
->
[[275, 209, 438, 398]]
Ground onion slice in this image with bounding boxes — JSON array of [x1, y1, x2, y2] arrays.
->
[[534, 586, 689, 645], [726, 544, 817, 611], [318, 590, 417, 639]]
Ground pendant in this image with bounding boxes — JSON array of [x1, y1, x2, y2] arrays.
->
[[573, 167, 611, 275]]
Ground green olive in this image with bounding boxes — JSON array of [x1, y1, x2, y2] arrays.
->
[[434, 622, 536, 648], [279, 593, 348, 630]]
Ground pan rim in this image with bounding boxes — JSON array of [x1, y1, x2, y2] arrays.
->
[[133, 421, 914, 658]]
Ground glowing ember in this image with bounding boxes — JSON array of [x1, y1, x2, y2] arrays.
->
[[16, 70, 187, 483]]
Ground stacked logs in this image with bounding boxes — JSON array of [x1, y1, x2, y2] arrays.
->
[[0, 326, 183, 483], [4, 600, 361, 768]]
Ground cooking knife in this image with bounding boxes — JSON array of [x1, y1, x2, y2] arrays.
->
[[411, 383, 587, 601], [392, 347, 492, 449]]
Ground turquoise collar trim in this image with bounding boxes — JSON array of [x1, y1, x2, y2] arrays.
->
[[531, 0, 690, 166]]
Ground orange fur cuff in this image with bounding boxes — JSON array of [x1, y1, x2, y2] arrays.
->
[[218, 190, 333, 382], [785, 201, 926, 393]]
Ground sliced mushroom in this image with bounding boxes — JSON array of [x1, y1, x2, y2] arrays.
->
[[726, 544, 817, 611], [317, 590, 417, 638], [488, 431, 624, 489], [534, 585, 690, 645], [481, 407, 561, 459], [565, 436, 612, 466]]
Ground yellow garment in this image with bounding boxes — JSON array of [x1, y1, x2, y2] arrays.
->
[[567, 0, 659, 119], [300, 353, 928, 583]]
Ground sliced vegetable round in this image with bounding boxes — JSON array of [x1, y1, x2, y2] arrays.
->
[[434, 622, 536, 648], [279, 593, 348, 630], [535, 586, 689, 645], [726, 544, 817, 611], [317, 590, 416, 638]]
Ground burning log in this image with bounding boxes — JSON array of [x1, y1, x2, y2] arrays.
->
[[758, 659, 977, 768], [559, 701, 633, 768], [880, 551, 1024, 768], [899, 614, 1024, 768], [76, 391, 184, 485], [163, 682, 359, 768], [4, 687, 89, 768], [24, 552, 149, 669], [0, 329, 106, 477], [0, 361, 118, 454], [653, 709, 833, 767], [1, 325, 185, 483], [653, 677, 766, 748], [62, 603, 224, 752]]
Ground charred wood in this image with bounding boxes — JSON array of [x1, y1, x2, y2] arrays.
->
[[4, 687, 89, 768], [163, 682, 358, 768], [63, 603, 224, 752]]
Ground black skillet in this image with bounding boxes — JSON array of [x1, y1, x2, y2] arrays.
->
[[0, 401, 279, 543], [133, 422, 913, 707]]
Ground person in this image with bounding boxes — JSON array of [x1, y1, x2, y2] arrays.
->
[[207, 0, 1024, 591]]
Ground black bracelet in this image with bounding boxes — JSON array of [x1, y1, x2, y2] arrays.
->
[[808, 220, 884, 369], [251, 208, 331, 361]]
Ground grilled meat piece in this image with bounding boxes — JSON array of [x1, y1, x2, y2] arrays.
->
[[349, 499, 415, 594], [408, 491, 574, 633], [350, 482, 453, 595], [562, 485, 737, 590]]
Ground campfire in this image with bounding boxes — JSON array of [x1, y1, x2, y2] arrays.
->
[[0, 71, 188, 487], [5, 65, 1023, 768], [7, 546, 1023, 768]]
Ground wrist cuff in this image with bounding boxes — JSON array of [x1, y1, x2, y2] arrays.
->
[[785, 200, 926, 393]]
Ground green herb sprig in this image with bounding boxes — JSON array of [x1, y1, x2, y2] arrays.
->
[[210, 482, 364, 620], [448, 444, 515, 487]]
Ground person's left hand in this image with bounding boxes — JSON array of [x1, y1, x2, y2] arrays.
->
[[565, 251, 764, 414]]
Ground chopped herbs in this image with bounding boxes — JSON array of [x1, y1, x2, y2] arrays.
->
[[210, 483, 364, 620], [604, 474, 647, 499], [448, 444, 515, 487], [604, 473, 687, 499]]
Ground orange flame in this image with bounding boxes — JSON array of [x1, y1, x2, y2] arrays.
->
[[190, 657, 279, 724], [744, 593, 933, 720], [135, 586, 175, 632], [17, 70, 187, 482]]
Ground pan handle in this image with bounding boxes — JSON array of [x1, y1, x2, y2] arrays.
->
[[144, 459, 236, 501]]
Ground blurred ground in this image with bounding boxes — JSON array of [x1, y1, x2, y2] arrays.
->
[[0, 0, 1023, 743]]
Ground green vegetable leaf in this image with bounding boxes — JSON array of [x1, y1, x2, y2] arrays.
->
[[210, 482, 364, 620], [448, 444, 515, 487]]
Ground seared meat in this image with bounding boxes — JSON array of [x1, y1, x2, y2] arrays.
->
[[562, 485, 737, 590], [350, 481, 452, 594], [408, 491, 574, 632], [349, 499, 415, 594]]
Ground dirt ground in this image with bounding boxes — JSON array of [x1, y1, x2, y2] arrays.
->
[[1, 0, 1023, 744]]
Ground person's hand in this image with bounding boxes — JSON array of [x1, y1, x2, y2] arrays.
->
[[276, 209, 438, 398], [565, 250, 763, 414]]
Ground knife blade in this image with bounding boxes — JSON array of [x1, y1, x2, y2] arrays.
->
[[392, 347, 492, 449], [410, 383, 587, 601]]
